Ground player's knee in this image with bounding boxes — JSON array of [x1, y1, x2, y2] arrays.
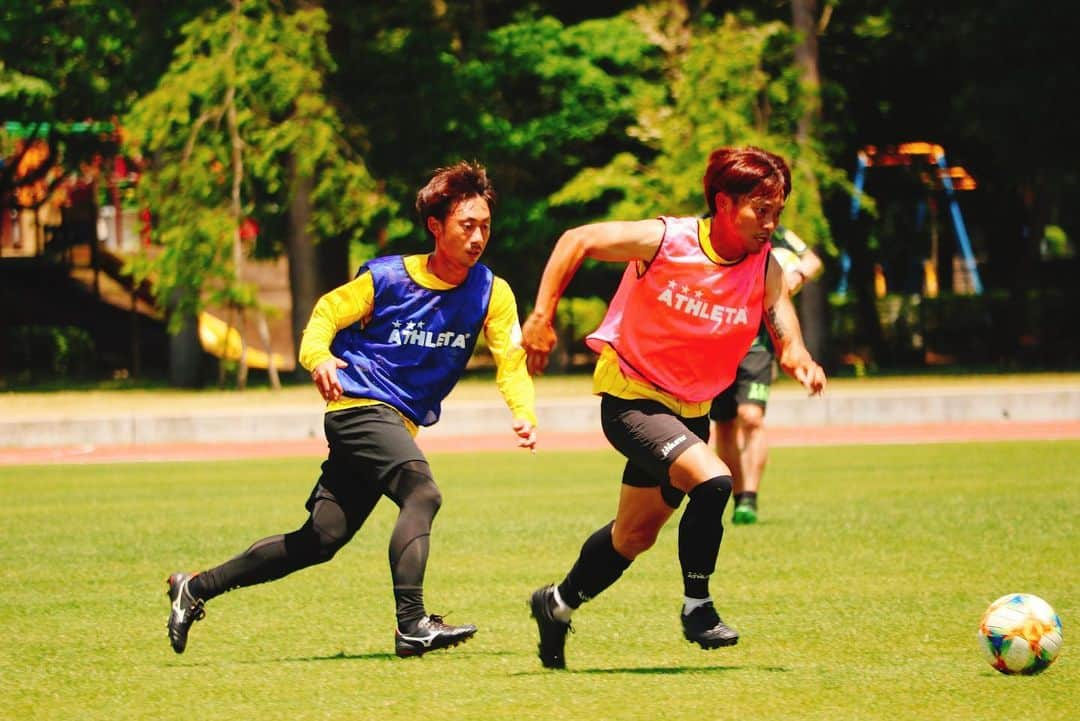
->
[[690, 474, 733, 510], [285, 522, 345, 565], [406, 485, 442, 523], [613, 524, 661, 558], [395, 461, 443, 517], [714, 474, 733, 500], [311, 542, 341, 563], [737, 404, 765, 433]]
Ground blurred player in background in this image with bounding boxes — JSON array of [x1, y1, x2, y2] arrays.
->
[[711, 226, 823, 524]]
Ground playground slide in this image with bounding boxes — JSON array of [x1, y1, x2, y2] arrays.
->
[[198, 311, 287, 370]]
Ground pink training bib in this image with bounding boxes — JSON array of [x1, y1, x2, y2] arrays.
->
[[586, 216, 769, 403]]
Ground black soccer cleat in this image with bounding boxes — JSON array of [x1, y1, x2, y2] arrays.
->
[[394, 614, 477, 657], [530, 585, 572, 669], [681, 602, 739, 649], [166, 572, 205, 654]]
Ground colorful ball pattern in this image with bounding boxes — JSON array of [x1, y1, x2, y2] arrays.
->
[[978, 593, 1063, 675]]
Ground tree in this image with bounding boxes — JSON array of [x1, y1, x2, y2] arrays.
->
[[322, 3, 662, 303], [552, 8, 836, 243], [789, 0, 828, 361], [124, 0, 388, 388]]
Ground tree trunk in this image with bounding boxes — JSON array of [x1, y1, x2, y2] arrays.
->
[[798, 279, 828, 365], [286, 153, 319, 378], [791, 0, 821, 144], [791, 0, 828, 363], [168, 310, 203, 388], [257, 311, 281, 390], [316, 232, 351, 293]]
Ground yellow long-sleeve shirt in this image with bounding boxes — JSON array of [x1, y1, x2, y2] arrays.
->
[[299, 254, 536, 433]]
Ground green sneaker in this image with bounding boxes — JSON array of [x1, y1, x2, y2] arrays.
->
[[732, 502, 758, 525]]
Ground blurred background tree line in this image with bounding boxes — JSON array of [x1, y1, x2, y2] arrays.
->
[[1, 0, 1077, 387]]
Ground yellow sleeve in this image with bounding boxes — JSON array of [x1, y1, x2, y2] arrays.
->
[[298, 272, 375, 371], [484, 276, 537, 426]]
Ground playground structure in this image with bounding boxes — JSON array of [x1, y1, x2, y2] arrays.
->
[[841, 141, 982, 298], [0, 121, 142, 258], [1, 121, 294, 374]]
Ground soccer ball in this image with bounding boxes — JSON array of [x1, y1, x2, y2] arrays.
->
[[977, 593, 1063, 675]]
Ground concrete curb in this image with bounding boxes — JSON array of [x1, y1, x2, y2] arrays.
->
[[2, 386, 1078, 448]]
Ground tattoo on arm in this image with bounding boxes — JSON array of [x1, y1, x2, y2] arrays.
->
[[766, 306, 787, 343]]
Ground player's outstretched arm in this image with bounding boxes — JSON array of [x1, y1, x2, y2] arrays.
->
[[763, 255, 826, 395], [483, 277, 539, 447], [522, 219, 664, 375]]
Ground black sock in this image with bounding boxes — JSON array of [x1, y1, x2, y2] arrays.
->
[[557, 521, 631, 609], [679, 475, 733, 599], [735, 491, 758, 509], [393, 586, 425, 631], [187, 572, 209, 600]]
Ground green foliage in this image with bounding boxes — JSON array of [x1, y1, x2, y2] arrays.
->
[[1042, 225, 1073, 259], [423, 11, 663, 289], [123, 0, 388, 332], [1, 324, 95, 379], [0, 60, 54, 108], [828, 286, 1080, 370], [556, 295, 608, 345], [2, 441, 1077, 719], [0, 1, 218, 122], [0, 1, 123, 120], [291, 5, 849, 297], [550, 10, 838, 254], [465, 14, 657, 161]]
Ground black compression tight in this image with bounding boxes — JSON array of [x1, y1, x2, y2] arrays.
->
[[385, 461, 442, 626], [190, 488, 362, 601], [190, 460, 441, 623]]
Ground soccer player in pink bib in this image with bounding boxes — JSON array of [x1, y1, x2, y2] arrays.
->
[[522, 146, 826, 669]]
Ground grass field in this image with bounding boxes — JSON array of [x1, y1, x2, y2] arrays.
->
[[1, 441, 1077, 720]]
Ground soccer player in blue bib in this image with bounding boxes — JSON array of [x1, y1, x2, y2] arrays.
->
[[166, 161, 538, 657]]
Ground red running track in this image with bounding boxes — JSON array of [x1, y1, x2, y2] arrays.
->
[[1, 421, 1078, 466]]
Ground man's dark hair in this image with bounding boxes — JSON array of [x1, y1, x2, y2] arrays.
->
[[416, 161, 496, 239], [703, 146, 791, 215]]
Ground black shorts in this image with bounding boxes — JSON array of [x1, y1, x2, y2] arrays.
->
[[600, 394, 710, 509], [307, 404, 429, 512], [709, 345, 775, 422]]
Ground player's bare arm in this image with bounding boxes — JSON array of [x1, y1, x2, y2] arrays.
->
[[763, 256, 826, 395], [523, 219, 665, 375], [786, 247, 824, 294]]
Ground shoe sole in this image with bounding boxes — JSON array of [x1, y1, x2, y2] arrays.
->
[[395, 629, 477, 658], [685, 635, 739, 650]]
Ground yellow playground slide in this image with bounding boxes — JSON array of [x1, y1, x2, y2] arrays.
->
[[198, 311, 287, 370]]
